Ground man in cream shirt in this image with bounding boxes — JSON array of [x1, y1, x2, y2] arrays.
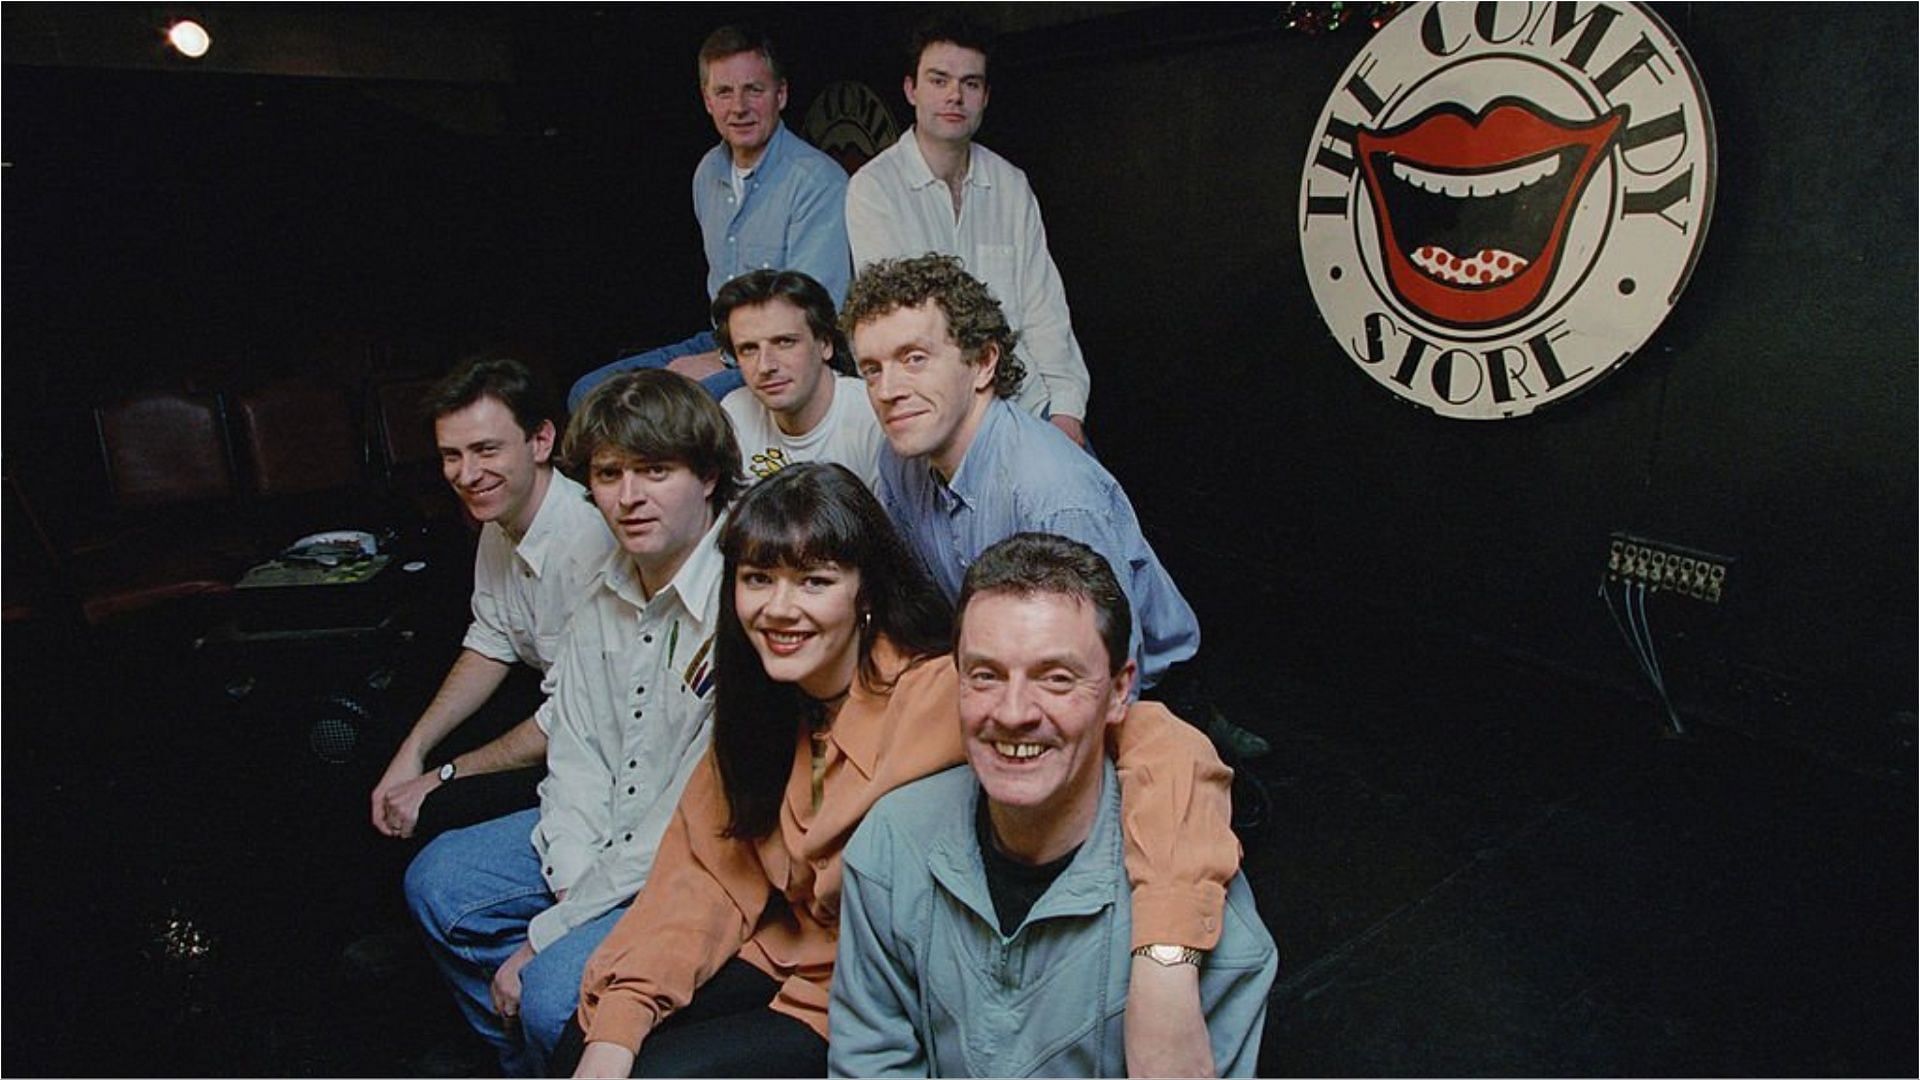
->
[[846, 17, 1092, 447]]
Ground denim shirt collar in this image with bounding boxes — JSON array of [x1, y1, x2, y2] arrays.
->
[[708, 121, 796, 192], [931, 397, 1012, 514]]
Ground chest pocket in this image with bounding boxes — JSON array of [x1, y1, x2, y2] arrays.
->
[[973, 244, 1022, 317], [532, 625, 566, 671]]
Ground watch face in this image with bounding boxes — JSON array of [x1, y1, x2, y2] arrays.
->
[[1139, 943, 1200, 967], [438, 763, 456, 782]]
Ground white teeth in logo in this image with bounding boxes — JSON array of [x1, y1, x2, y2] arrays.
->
[[1392, 154, 1560, 199], [994, 741, 1043, 760]]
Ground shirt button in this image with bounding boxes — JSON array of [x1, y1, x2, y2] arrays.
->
[[626, 785, 636, 796], [624, 833, 633, 842], [643, 634, 653, 644], [632, 709, 642, 719], [628, 760, 638, 769], [636, 686, 646, 695], [543, 866, 553, 876]]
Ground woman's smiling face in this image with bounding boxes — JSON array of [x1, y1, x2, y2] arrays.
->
[[733, 560, 864, 700]]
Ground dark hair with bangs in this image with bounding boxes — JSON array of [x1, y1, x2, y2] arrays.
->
[[712, 462, 952, 839], [561, 368, 744, 517]]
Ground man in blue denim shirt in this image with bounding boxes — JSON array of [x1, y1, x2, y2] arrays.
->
[[569, 26, 851, 410], [842, 253, 1198, 691]]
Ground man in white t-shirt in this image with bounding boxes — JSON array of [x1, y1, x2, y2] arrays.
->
[[715, 268, 884, 490]]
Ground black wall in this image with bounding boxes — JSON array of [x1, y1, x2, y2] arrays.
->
[[4, 4, 1914, 746], [965, 4, 1918, 746]]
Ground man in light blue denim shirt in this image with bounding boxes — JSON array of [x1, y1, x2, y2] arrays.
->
[[568, 26, 850, 411], [841, 253, 1198, 692]]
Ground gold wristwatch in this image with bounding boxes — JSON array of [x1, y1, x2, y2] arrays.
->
[[1130, 943, 1204, 968]]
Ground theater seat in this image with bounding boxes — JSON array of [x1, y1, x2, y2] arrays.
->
[[96, 389, 238, 507], [231, 375, 374, 545], [68, 390, 253, 625], [233, 376, 362, 498]]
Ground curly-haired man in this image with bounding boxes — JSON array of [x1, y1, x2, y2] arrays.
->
[[843, 252, 1242, 1074]]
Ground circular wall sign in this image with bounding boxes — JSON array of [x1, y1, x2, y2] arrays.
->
[[1299, 2, 1715, 419]]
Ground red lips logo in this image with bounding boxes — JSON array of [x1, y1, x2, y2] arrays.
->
[[1356, 99, 1626, 330]]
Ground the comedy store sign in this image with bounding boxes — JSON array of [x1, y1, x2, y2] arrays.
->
[[1299, 2, 1716, 419]]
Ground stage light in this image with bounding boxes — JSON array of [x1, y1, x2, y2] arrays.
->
[[167, 20, 211, 59]]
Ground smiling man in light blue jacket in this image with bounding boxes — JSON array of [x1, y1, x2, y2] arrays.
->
[[829, 534, 1277, 1077]]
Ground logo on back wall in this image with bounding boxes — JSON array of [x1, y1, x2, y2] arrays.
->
[[803, 81, 901, 175], [1299, 2, 1716, 419]]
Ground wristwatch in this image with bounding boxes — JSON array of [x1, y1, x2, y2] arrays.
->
[[1131, 943, 1204, 968], [437, 761, 459, 783]]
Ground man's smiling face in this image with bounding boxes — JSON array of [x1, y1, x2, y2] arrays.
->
[[957, 590, 1130, 822]]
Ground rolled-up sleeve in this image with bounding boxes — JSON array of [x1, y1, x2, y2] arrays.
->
[[1111, 701, 1238, 950], [461, 535, 518, 664]]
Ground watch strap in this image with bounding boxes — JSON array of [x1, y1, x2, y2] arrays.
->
[[1131, 943, 1204, 968]]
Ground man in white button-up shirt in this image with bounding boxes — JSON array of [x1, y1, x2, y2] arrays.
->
[[406, 369, 745, 1077], [846, 17, 1092, 447], [371, 358, 612, 842]]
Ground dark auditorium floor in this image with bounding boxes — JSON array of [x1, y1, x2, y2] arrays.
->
[[3, 530, 1913, 1077]]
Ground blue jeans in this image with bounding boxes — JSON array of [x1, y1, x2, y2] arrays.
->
[[568, 330, 745, 411], [404, 809, 630, 1077]]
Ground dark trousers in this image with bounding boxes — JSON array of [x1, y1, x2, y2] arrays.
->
[[407, 663, 546, 842], [415, 765, 544, 839], [548, 957, 827, 1077]]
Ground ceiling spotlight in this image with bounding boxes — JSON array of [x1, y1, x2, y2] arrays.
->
[[167, 20, 211, 59]]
